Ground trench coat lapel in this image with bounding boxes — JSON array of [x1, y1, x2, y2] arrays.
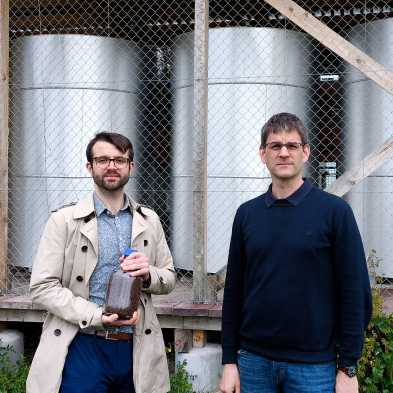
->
[[73, 193, 99, 258], [80, 218, 99, 283], [130, 200, 147, 242], [79, 218, 98, 256]]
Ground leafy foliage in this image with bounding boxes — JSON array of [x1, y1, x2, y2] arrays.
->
[[358, 289, 393, 393], [0, 344, 30, 393], [169, 360, 194, 393]]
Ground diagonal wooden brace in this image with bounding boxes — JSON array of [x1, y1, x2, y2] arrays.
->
[[264, 0, 393, 196], [326, 134, 393, 197]]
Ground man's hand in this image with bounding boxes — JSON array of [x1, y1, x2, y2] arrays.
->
[[220, 364, 240, 393], [102, 310, 139, 327], [120, 252, 150, 281], [335, 370, 359, 393]]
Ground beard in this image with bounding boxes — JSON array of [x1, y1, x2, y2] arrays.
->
[[92, 169, 130, 192]]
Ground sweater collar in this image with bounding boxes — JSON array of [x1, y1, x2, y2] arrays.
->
[[265, 178, 313, 207]]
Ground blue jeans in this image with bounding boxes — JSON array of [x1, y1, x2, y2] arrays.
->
[[238, 349, 336, 393], [60, 333, 135, 393]]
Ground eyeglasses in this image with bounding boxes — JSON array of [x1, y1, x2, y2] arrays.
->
[[264, 142, 305, 152], [92, 156, 130, 168]]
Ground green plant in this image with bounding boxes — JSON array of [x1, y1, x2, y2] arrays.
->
[[169, 360, 194, 393], [0, 343, 30, 393], [358, 289, 393, 393], [371, 287, 384, 318]]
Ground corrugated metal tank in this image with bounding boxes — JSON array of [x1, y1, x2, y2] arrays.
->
[[172, 27, 311, 273], [9, 35, 138, 268], [345, 18, 393, 277]]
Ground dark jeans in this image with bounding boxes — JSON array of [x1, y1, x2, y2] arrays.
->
[[60, 333, 135, 393], [238, 349, 336, 393]]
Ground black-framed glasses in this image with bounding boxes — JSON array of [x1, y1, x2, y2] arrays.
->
[[264, 142, 305, 152], [92, 156, 130, 168]]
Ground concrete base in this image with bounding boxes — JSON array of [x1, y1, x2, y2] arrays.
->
[[176, 343, 222, 393], [0, 329, 24, 365]]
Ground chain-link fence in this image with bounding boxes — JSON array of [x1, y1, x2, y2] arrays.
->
[[2, 0, 393, 308]]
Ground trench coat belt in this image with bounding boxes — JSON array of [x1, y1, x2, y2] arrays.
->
[[80, 330, 133, 341]]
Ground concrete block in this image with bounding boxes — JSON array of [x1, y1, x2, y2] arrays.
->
[[176, 343, 222, 393], [0, 329, 24, 365]]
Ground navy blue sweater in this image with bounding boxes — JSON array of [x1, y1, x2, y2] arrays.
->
[[221, 180, 372, 367]]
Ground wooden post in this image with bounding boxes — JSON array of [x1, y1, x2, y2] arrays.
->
[[0, 0, 9, 294], [192, 329, 207, 348], [192, 0, 209, 303]]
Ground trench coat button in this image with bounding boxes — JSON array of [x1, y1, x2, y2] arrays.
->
[[81, 245, 88, 252], [145, 329, 152, 335], [54, 329, 61, 336], [82, 320, 87, 326], [76, 275, 83, 282]]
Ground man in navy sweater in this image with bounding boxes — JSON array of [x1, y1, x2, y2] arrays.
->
[[220, 113, 372, 393]]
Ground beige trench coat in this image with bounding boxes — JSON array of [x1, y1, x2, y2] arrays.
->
[[26, 194, 176, 393]]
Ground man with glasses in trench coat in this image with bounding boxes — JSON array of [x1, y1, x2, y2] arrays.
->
[[27, 132, 176, 393]]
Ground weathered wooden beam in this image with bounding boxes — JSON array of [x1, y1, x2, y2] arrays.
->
[[9, 14, 86, 32], [10, 0, 66, 7], [0, 0, 9, 293], [326, 135, 393, 197], [264, 0, 393, 196], [192, 0, 209, 304], [0, 309, 223, 330]]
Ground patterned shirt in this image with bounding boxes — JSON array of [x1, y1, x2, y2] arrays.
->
[[89, 193, 133, 332]]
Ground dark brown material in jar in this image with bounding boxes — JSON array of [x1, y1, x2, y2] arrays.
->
[[104, 271, 142, 320]]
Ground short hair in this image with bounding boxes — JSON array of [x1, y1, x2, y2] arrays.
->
[[260, 113, 308, 148], [86, 132, 134, 162]]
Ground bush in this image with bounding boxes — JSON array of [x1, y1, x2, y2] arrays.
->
[[169, 360, 194, 393], [358, 289, 393, 393], [0, 344, 30, 393]]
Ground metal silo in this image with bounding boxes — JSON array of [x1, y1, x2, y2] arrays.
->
[[9, 35, 138, 268], [345, 18, 393, 278], [172, 27, 311, 273]]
